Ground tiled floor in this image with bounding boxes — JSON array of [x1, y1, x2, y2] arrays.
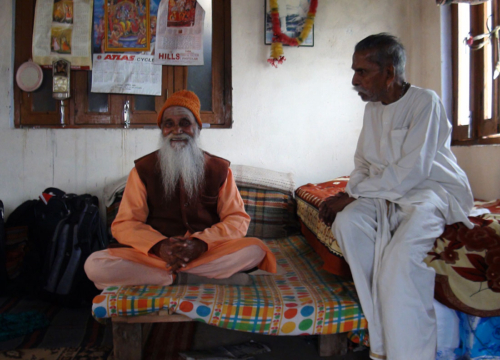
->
[[190, 322, 370, 360]]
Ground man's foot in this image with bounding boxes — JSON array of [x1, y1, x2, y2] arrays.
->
[[174, 272, 253, 286]]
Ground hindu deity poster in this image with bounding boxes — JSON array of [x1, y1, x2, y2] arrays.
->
[[167, 0, 197, 27], [103, 0, 151, 52], [93, 0, 159, 53]]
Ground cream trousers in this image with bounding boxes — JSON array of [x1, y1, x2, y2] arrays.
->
[[333, 198, 445, 360]]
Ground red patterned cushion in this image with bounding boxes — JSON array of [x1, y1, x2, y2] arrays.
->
[[295, 178, 350, 277]]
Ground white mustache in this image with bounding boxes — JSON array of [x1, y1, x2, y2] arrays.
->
[[168, 134, 190, 141], [353, 86, 367, 94]]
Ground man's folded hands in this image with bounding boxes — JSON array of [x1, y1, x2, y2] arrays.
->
[[152, 237, 208, 273]]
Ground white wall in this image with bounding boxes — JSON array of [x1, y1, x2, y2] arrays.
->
[[452, 145, 500, 201], [1, 0, 498, 217]]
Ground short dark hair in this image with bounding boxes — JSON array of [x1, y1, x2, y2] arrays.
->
[[354, 33, 406, 78]]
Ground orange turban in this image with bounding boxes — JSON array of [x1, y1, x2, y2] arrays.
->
[[157, 90, 202, 129]]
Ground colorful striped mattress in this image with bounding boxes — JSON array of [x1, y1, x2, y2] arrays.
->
[[92, 235, 367, 336]]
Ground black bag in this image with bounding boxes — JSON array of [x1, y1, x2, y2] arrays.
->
[[39, 188, 108, 306], [5, 199, 44, 294], [6, 188, 108, 306]]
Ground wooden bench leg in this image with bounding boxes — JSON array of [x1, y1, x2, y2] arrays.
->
[[112, 322, 144, 360], [318, 333, 348, 357], [111, 312, 187, 359]]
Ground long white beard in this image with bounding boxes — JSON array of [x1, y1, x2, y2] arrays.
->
[[158, 132, 205, 201]]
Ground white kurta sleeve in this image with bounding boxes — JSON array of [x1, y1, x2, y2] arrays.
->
[[348, 95, 444, 201], [345, 126, 370, 199]]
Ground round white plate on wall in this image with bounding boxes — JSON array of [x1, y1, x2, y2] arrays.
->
[[16, 60, 43, 92]]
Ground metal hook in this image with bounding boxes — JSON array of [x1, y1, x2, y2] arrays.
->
[[123, 100, 130, 129]]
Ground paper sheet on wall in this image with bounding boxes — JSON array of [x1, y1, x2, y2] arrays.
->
[[32, 0, 93, 69], [91, 54, 162, 95], [154, 0, 205, 66]]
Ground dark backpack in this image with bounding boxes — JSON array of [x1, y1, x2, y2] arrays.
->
[[39, 189, 108, 305], [4, 199, 44, 294], [6, 188, 108, 306]]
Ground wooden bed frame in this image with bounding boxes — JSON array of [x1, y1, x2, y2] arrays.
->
[[111, 310, 348, 359]]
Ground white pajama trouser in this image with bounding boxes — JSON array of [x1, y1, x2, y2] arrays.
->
[[333, 198, 446, 360]]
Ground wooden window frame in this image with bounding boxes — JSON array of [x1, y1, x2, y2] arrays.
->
[[451, 2, 500, 145], [13, 0, 232, 129]]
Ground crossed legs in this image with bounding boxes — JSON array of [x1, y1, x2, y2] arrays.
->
[[85, 245, 266, 289]]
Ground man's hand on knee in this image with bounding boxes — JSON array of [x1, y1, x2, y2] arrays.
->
[[318, 192, 356, 227]]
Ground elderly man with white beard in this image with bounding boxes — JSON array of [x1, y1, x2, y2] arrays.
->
[[85, 90, 277, 288]]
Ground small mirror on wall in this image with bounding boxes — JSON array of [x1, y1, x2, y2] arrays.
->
[[16, 60, 43, 92]]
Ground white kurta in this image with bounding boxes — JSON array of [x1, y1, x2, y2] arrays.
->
[[334, 86, 474, 360], [346, 86, 473, 227]]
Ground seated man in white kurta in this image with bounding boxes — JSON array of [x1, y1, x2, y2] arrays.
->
[[319, 33, 474, 360]]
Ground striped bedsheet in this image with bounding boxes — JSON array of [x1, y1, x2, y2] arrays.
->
[[92, 235, 367, 336], [238, 187, 297, 239]]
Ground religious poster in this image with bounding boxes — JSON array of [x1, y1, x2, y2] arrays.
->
[[32, 0, 93, 69], [167, 0, 197, 27], [154, 0, 205, 66], [91, 53, 161, 95], [93, 0, 160, 54], [265, 0, 314, 47], [103, 0, 151, 52]]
